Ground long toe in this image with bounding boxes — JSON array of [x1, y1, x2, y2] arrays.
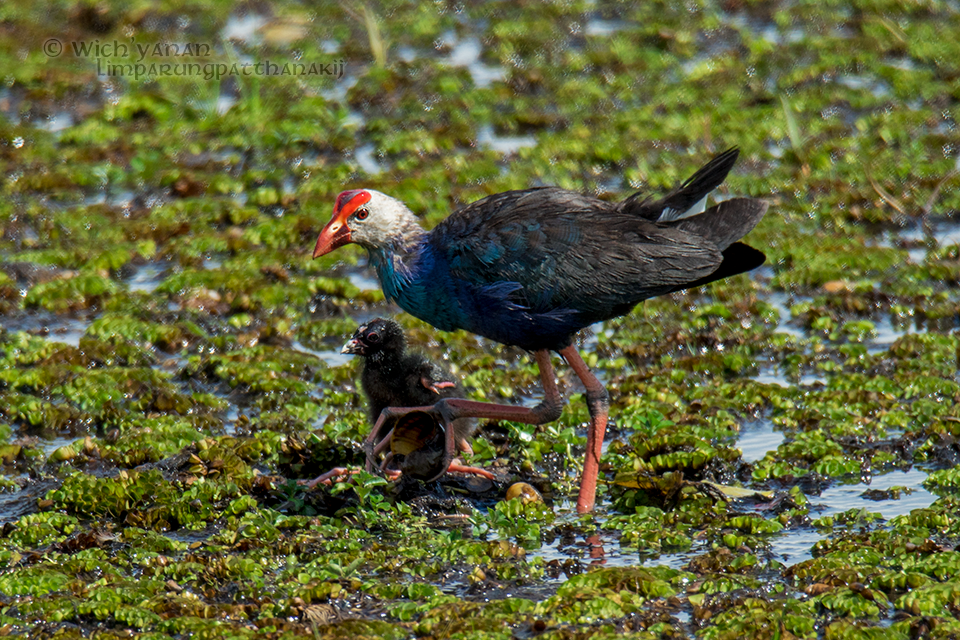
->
[[301, 467, 361, 489], [446, 461, 496, 480]]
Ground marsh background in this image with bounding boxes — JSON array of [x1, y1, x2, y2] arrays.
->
[[0, 0, 959, 638]]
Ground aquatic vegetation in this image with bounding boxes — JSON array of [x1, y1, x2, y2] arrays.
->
[[0, 0, 959, 636]]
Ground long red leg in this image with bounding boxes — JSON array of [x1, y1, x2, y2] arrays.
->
[[559, 345, 609, 514]]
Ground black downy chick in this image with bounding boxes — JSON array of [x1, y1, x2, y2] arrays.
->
[[342, 318, 470, 433], [341, 318, 486, 479]]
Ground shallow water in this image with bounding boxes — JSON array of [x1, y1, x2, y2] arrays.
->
[[737, 418, 784, 463], [901, 218, 960, 248], [768, 527, 821, 565], [347, 269, 380, 292], [753, 366, 826, 388], [476, 124, 537, 155], [584, 19, 628, 37], [443, 36, 505, 88], [868, 314, 913, 354], [765, 290, 807, 339], [39, 436, 79, 457], [354, 143, 385, 175], [810, 467, 937, 521], [126, 262, 167, 294], [221, 13, 269, 45], [290, 340, 352, 368], [531, 528, 634, 574], [766, 468, 938, 565], [37, 112, 75, 133], [223, 404, 241, 436], [4, 313, 91, 347]]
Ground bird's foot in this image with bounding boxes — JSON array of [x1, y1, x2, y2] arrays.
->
[[446, 460, 496, 481], [457, 438, 474, 455], [378, 452, 397, 474], [300, 466, 402, 490], [299, 467, 361, 489], [386, 460, 495, 482]]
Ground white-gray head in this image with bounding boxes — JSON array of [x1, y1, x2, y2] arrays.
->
[[312, 189, 424, 258]]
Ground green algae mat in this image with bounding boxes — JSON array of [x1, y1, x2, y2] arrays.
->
[[1, 0, 960, 638]]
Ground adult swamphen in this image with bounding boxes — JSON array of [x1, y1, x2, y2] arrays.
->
[[312, 147, 768, 512], [304, 318, 492, 486]]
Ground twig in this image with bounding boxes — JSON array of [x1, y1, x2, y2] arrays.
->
[[866, 172, 906, 216]]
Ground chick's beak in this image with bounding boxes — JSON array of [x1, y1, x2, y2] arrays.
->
[[341, 337, 363, 355], [313, 219, 352, 258]]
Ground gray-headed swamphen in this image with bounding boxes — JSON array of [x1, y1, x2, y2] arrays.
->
[[312, 147, 768, 513]]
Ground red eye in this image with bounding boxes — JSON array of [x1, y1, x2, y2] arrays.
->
[[355, 208, 369, 220], [367, 331, 380, 343]]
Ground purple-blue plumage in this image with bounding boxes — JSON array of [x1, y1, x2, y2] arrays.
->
[[315, 148, 766, 352]]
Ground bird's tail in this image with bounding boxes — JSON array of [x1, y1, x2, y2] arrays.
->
[[621, 147, 741, 222], [673, 197, 768, 250], [663, 197, 769, 294], [667, 241, 766, 294]]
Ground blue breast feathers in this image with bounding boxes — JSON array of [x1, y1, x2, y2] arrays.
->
[[367, 243, 583, 349]]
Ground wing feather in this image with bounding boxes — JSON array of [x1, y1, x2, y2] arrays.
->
[[430, 188, 722, 320]]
